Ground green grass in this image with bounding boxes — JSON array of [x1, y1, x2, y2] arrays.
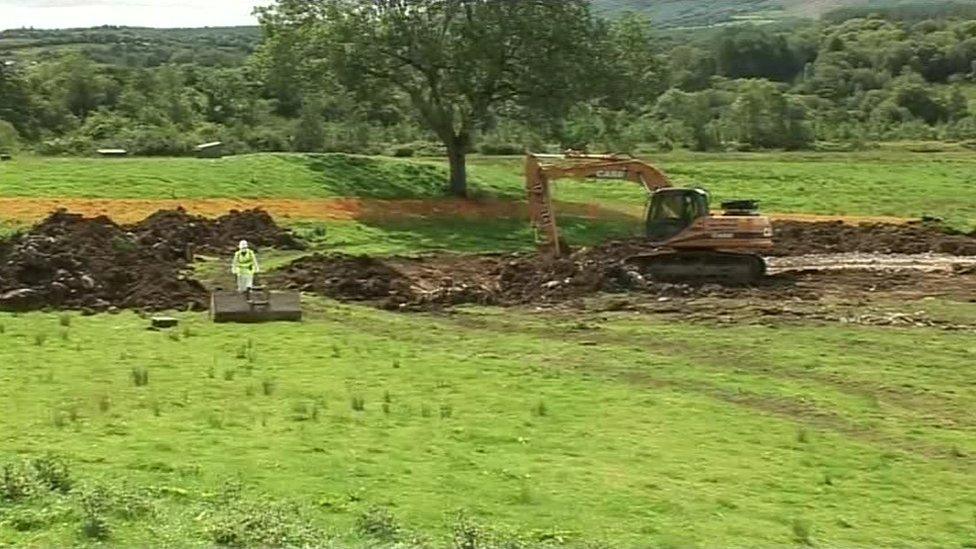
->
[[287, 216, 640, 256], [3, 151, 974, 229], [470, 151, 976, 229], [0, 153, 516, 201], [2, 302, 976, 546]]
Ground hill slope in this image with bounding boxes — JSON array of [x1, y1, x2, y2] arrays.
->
[[591, 0, 976, 26]]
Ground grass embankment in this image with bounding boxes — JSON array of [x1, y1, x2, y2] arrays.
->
[[2, 303, 976, 546], [2, 151, 975, 230]]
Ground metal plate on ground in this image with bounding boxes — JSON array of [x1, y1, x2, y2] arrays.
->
[[210, 291, 302, 323]]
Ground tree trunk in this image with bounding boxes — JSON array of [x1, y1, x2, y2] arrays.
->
[[447, 142, 468, 198]]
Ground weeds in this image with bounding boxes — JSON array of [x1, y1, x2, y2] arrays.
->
[[440, 403, 453, 419], [796, 428, 810, 444], [224, 369, 236, 381], [1, 455, 72, 501], [356, 506, 401, 542], [382, 402, 391, 415], [151, 400, 162, 417], [79, 485, 112, 540], [131, 366, 149, 387], [34, 332, 48, 346], [392, 359, 400, 369], [0, 323, 5, 334], [331, 343, 341, 358], [31, 454, 72, 493], [383, 390, 392, 404], [59, 314, 71, 327], [60, 328, 70, 341], [167, 330, 181, 342], [792, 518, 813, 545], [204, 498, 325, 547], [421, 403, 432, 418], [262, 379, 276, 396], [351, 395, 365, 412], [1, 462, 36, 501], [98, 396, 111, 413], [533, 400, 547, 417], [182, 326, 195, 338], [291, 401, 321, 422]]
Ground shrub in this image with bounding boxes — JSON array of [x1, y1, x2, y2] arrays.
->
[[479, 142, 524, 155], [356, 506, 402, 541], [31, 454, 72, 493], [1, 462, 36, 501], [79, 485, 112, 540], [390, 144, 415, 157], [205, 498, 325, 547]]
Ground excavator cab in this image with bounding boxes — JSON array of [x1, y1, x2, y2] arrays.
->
[[645, 189, 710, 242]]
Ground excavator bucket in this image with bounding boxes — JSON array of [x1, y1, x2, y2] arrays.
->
[[211, 287, 302, 323]]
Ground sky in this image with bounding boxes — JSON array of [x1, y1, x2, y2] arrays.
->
[[0, 0, 274, 30]]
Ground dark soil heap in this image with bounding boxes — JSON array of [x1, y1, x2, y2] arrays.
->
[[771, 221, 976, 256], [129, 208, 305, 259], [273, 220, 976, 311], [0, 208, 303, 313]]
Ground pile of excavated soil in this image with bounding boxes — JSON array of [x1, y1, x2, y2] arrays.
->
[[0, 208, 302, 313], [274, 220, 976, 311], [771, 221, 976, 256], [129, 208, 305, 260]]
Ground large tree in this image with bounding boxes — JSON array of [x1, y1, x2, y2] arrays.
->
[[258, 0, 598, 196]]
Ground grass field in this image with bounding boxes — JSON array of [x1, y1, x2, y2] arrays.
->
[[2, 151, 975, 230], [2, 301, 976, 547], [2, 151, 976, 546]]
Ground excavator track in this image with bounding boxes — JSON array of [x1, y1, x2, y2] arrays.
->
[[626, 251, 767, 285]]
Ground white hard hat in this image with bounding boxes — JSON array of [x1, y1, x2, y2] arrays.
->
[[239, 240, 249, 250]]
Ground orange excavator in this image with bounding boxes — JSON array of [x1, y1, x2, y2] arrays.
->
[[525, 152, 774, 283]]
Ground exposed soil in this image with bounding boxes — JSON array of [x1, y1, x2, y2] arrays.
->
[[0, 208, 302, 313], [771, 220, 976, 256], [274, 223, 976, 312]]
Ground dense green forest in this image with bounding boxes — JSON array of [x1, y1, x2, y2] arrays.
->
[[1, 0, 975, 163]]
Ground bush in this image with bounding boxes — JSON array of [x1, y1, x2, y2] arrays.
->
[[390, 144, 416, 157], [122, 124, 195, 156], [79, 485, 112, 540], [0, 119, 20, 152], [356, 506, 401, 541], [478, 142, 524, 155], [205, 498, 325, 547]]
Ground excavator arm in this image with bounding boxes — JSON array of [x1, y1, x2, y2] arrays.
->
[[525, 152, 672, 256]]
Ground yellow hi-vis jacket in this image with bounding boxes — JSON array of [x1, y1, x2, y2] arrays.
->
[[233, 248, 259, 275]]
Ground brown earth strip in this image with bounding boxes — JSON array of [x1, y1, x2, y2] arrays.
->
[[0, 197, 915, 225]]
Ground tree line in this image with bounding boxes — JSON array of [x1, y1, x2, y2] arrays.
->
[[1, 0, 975, 194]]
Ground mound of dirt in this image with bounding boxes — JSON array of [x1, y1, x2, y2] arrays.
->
[[0, 211, 207, 312], [273, 220, 976, 311], [0, 208, 303, 313], [128, 208, 305, 259], [772, 221, 976, 256]]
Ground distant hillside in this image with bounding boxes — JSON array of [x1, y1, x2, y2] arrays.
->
[[591, 0, 976, 26], [0, 26, 261, 67]]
